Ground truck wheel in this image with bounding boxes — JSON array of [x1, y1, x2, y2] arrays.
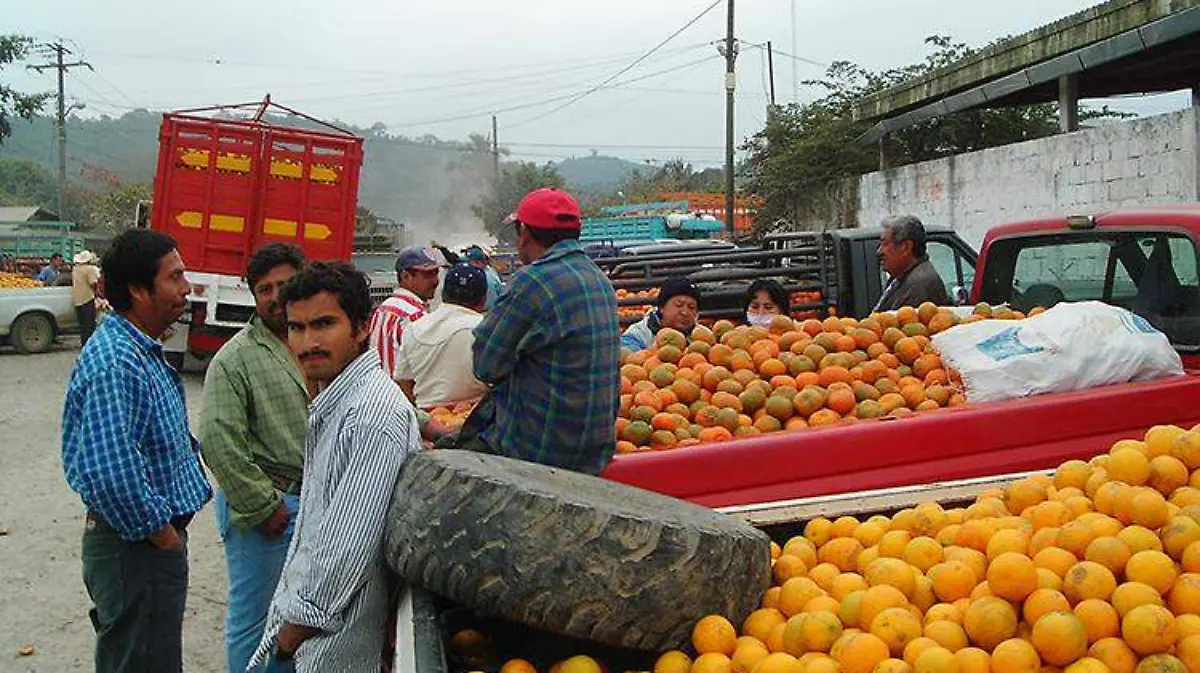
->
[[384, 450, 772, 651], [11, 313, 55, 354]]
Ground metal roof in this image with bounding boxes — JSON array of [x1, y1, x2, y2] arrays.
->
[[0, 206, 59, 223], [857, 7, 1200, 144]]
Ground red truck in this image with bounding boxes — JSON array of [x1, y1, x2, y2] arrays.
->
[[602, 206, 1200, 508], [147, 99, 365, 367]]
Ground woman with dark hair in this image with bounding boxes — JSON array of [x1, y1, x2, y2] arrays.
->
[[743, 279, 790, 327]]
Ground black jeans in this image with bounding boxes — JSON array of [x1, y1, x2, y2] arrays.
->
[[75, 300, 97, 347], [81, 517, 189, 673]]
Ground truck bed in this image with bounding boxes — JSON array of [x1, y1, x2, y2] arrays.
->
[[602, 373, 1200, 508]]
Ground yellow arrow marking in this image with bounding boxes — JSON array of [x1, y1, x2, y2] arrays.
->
[[310, 164, 339, 183], [270, 159, 303, 179], [178, 148, 209, 168], [210, 215, 245, 232], [216, 153, 252, 173], [264, 219, 298, 237], [177, 211, 203, 228], [303, 223, 331, 240]]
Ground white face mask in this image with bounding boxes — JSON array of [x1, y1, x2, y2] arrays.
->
[[746, 313, 774, 328]]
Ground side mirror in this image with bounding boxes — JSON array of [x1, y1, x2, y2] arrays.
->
[[951, 285, 969, 305]]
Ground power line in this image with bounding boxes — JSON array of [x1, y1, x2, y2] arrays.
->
[[738, 40, 827, 69], [505, 0, 725, 130], [381, 55, 721, 129]]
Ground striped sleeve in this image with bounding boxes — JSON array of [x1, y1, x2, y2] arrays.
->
[[369, 310, 399, 379], [279, 396, 416, 631]]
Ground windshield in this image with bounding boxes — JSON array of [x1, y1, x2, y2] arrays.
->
[[980, 230, 1200, 349]]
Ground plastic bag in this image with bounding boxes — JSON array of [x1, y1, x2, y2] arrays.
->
[[932, 301, 1184, 404]]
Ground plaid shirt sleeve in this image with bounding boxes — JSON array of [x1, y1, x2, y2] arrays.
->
[[473, 278, 536, 384], [199, 356, 281, 527], [68, 360, 173, 539]]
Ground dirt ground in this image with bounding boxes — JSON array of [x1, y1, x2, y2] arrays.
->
[[0, 340, 226, 672]]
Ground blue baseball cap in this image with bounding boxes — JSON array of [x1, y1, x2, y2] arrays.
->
[[395, 245, 441, 272], [442, 264, 488, 304]]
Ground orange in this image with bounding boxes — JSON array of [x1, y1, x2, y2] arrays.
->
[[1034, 546, 1078, 579], [1177, 634, 1200, 673], [963, 597, 1018, 650], [986, 552, 1039, 602], [559, 655, 603, 673], [912, 646, 955, 673], [742, 608, 786, 644], [873, 658, 911, 673], [903, 537, 943, 572], [870, 606, 923, 656], [655, 651, 694, 673], [1172, 430, 1200, 469], [746, 653, 797, 673], [1117, 525, 1164, 554], [1185, 541, 1200, 573], [1161, 516, 1200, 560], [831, 631, 890, 673], [923, 620, 968, 652], [772, 554, 809, 585], [810, 562, 843, 591], [943, 548, 987, 587], [830, 572, 870, 601], [693, 614, 738, 655], [1145, 425, 1187, 457], [986, 529, 1030, 561], [731, 642, 769, 673], [879, 530, 914, 558], [689, 653, 733, 673], [924, 604, 961, 625], [859, 585, 910, 633], [1132, 654, 1188, 672], [1063, 562, 1117, 603], [1130, 489, 1170, 529], [1111, 582, 1164, 617], [1125, 550, 1178, 595], [990, 638, 1041, 673], [1083, 536, 1132, 575], [777, 576, 825, 617], [865, 557, 917, 599], [782, 536, 819, 567], [953, 647, 990, 673], [500, 659, 539, 673], [1031, 611, 1089, 666], [1023, 588, 1071, 625], [1121, 604, 1177, 655], [1167, 573, 1200, 614], [820, 537, 865, 572], [1148, 455, 1189, 496], [1107, 447, 1150, 486], [790, 610, 843, 654], [1063, 657, 1109, 673], [1087, 637, 1138, 673], [806, 518, 834, 547], [1073, 598, 1120, 643]]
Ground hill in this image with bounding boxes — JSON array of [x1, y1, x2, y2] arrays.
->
[[554, 153, 643, 193]]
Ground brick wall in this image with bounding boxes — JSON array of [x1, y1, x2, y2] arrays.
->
[[856, 108, 1200, 248]]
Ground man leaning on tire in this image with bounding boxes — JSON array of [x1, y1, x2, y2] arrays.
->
[[462, 188, 621, 475]]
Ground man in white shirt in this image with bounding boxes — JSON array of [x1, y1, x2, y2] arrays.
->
[[367, 246, 441, 380], [396, 264, 489, 409]]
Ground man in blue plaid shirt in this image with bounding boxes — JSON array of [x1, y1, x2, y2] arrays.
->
[[61, 229, 211, 673], [468, 188, 621, 474]]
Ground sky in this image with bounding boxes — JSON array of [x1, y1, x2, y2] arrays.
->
[[3, 0, 1192, 167]]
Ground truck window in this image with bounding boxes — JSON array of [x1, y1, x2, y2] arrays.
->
[[926, 240, 974, 302], [984, 231, 1200, 349]]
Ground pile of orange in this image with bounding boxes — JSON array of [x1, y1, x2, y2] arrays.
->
[[426, 398, 480, 430], [615, 302, 1035, 454], [617, 288, 661, 322], [649, 424, 1200, 673]]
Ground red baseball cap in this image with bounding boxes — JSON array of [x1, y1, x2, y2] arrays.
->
[[513, 188, 581, 230]]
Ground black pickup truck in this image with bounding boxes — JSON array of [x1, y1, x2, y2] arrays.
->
[[597, 227, 978, 322]]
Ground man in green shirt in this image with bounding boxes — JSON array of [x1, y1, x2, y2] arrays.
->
[[200, 243, 310, 673]]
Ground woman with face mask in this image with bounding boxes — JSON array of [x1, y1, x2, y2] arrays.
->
[[744, 279, 790, 328]]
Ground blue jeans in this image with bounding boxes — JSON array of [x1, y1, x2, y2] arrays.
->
[[216, 490, 299, 673]]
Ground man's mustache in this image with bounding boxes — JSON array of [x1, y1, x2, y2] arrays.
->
[[299, 350, 331, 361]]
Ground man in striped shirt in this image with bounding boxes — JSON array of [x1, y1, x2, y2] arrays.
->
[[252, 261, 419, 673], [61, 229, 211, 673], [368, 246, 441, 380]]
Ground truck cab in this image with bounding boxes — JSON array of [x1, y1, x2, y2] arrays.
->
[[973, 205, 1200, 368]]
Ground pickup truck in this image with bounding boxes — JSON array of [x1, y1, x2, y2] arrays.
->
[[604, 206, 1200, 504], [0, 286, 78, 354], [600, 227, 978, 324]]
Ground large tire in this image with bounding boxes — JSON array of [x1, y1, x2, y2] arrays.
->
[[11, 312, 55, 354], [384, 450, 772, 651]]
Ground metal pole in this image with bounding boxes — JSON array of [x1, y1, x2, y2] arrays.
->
[[767, 40, 776, 107], [55, 43, 67, 220], [724, 0, 736, 237], [491, 115, 499, 184], [791, 0, 798, 101]]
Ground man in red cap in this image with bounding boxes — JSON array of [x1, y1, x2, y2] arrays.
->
[[466, 188, 621, 474]]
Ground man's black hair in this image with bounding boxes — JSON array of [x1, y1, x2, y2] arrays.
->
[[744, 278, 791, 315], [278, 261, 374, 331], [518, 222, 579, 249], [246, 243, 306, 292], [50, 253, 63, 261], [101, 229, 179, 313]]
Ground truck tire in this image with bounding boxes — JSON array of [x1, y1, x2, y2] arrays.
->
[[11, 313, 55, 354], [384, 450, 772, 651]]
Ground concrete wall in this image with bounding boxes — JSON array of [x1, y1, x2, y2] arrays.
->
[[856, 107, 1200, 248]]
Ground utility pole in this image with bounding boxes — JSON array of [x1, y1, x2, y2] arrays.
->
[[27, 41, 91, 221], [767, 41, 777, 107], [491, 115, 500, 185], [723, 0, 737, 237]]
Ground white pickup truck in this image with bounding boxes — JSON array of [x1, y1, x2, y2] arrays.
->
[[0, 286, 78, 354]]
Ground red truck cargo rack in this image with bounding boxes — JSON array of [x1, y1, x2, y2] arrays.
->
[[150, 98, 364, 276]]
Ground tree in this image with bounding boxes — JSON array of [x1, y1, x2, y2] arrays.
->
[[78, 183, 152, 232], [0, 35, 51, 146], [616, 159, 724, 203], [741, 36, 1122, 232], [472, 161, 565, 245]]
